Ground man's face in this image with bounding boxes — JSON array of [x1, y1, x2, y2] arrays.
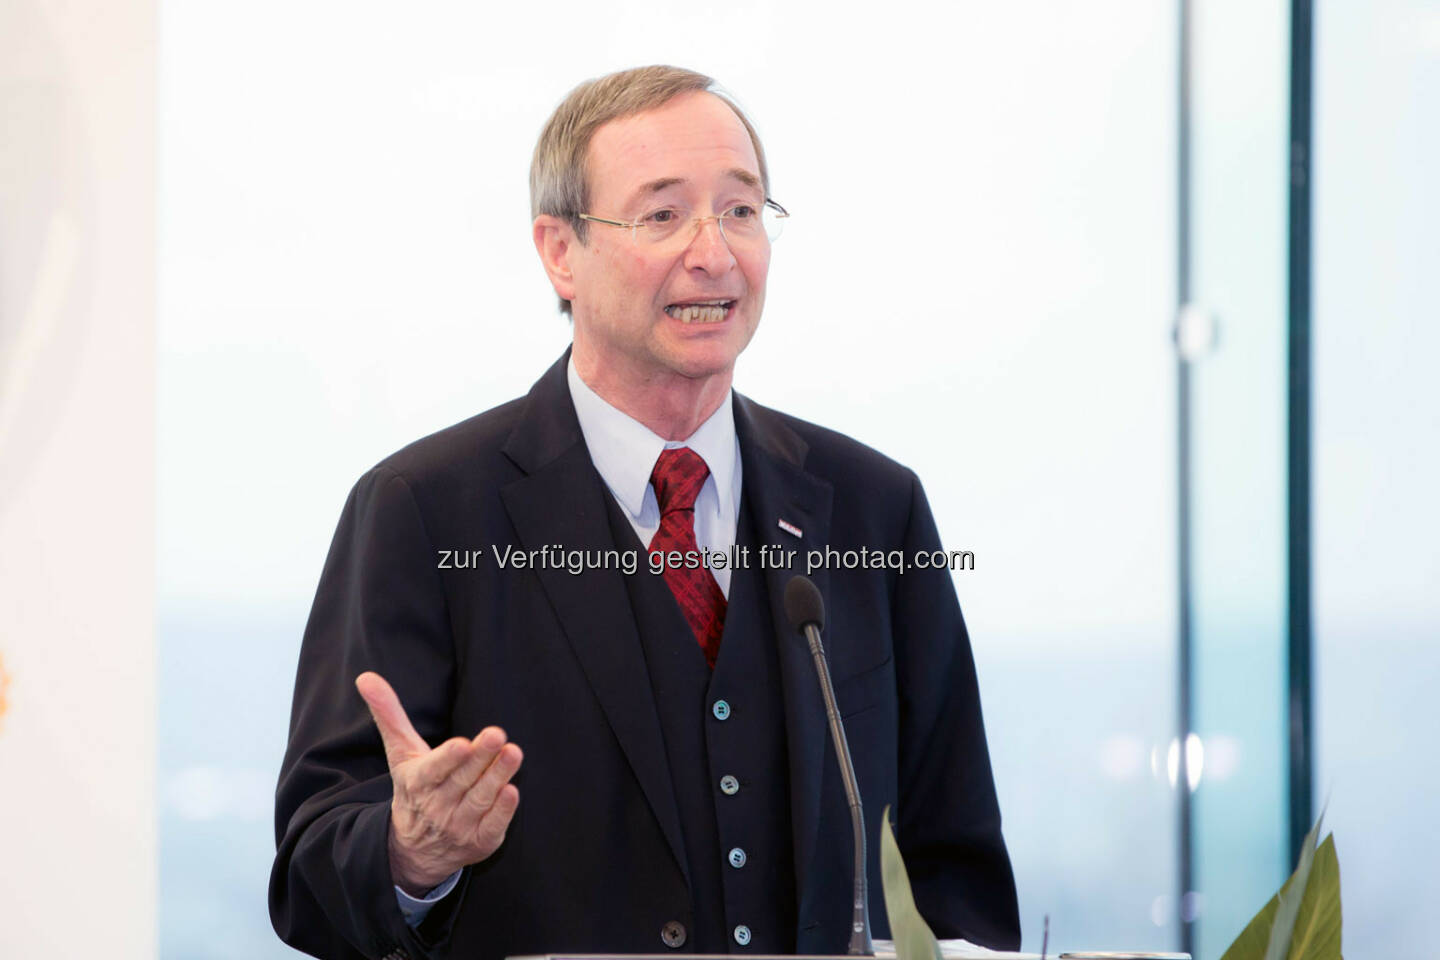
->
[[566, 91, 770, 386]]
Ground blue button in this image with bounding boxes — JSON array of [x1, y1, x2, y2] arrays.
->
[[712, 699, 731, 720], [728, 847, 747, 868], [720, 775, 740, 795], [733, 924, 752, 946]]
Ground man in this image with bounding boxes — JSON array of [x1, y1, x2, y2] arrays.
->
[[271, 65, 1019, 960]]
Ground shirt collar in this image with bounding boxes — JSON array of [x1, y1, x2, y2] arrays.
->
[[567, 355, 737, 520]]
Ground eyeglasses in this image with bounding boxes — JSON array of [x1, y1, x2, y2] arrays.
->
[[578, 198, 789, 247]]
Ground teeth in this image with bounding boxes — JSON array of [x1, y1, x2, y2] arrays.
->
[[666, 302, 731, 323]]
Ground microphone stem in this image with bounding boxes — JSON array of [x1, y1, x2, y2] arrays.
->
[[803, 623, 873, 956]]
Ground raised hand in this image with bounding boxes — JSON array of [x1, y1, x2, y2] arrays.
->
[[354, 671, 523, 895]]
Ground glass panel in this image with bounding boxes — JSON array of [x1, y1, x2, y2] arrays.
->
[[158, 2, 1179, 956], [1313, 0, 1440, 955], [1187, 0, 1291, 954]]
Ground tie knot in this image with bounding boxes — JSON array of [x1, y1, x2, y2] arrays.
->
[[650, 447, 710, 515]]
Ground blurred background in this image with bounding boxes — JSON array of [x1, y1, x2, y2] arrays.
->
[[1, 0, 1435, 957]]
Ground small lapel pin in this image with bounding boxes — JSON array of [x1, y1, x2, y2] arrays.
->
[[777, 518, 803, 538]]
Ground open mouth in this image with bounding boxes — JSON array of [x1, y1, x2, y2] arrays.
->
[[664, 299, 736, 324]]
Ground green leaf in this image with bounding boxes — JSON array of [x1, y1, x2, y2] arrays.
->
[[1218, 829, 1343, 960], [1286, 835, 1342, 960], [879, 804, 943, 960], [1217, 882, 1284, 960], [1263, 813, 1325, 960]]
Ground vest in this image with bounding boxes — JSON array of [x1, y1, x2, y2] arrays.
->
[[605, 494, 798, 953]]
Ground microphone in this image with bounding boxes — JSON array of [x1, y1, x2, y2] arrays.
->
[[784, 575, 873, 956]]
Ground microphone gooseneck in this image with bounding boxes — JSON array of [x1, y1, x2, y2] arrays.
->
[[784, 575, 872, 956]]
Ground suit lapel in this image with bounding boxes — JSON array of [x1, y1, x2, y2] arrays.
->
[[499, 353, 689, 888], [734, 393, 835, 909], [498, 360, 839, 907]]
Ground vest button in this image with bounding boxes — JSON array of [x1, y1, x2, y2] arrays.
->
[[733, 924, 752, 946], [712, 699, 731, 720], [728, 846, 747, 868], [660, 921, 687, 949], [720, 774, 740, 795]]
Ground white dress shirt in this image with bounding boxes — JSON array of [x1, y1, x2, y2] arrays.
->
[[566, 355, 743, 597], [396, 354, 745, 924]]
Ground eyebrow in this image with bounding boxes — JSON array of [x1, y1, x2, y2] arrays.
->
[[626, 168, 763, 204]]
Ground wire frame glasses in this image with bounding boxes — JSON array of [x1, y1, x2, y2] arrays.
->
[[579, 198, 789, 247]]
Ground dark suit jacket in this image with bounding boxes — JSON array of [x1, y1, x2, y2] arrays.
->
[[270, 352, 1019, 960]]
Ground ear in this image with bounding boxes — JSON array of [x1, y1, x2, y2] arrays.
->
[[533, 215, 579, 306]]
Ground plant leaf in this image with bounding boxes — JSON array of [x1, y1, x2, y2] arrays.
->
[[1218, 878, 1286, 960], [879, 804, 943, 960], [1286, 835, 1342, 960], [1218, 825, 1343, 960], [1264, 813, 1324, 960]]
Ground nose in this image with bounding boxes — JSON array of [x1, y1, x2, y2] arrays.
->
[[681, 216, 737, 275]]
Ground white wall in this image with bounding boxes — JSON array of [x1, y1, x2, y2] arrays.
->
[[0, 1, 157, 955]]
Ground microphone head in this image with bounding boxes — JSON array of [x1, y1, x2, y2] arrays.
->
[[784, 575, 826, 634]]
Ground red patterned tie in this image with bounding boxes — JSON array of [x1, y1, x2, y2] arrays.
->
[[649, 447, 727, 668]]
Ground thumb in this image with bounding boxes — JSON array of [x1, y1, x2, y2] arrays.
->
[[355, 671, 429, 769]]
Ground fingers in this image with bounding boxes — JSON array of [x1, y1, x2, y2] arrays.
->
[[355, 671, 430, 769], [404, 732, 488, 810], [385, 728, 524, 888], [425, 726, 510, 808], [352, 673, 524, 879], [451, 740, 523, 837], [472, 782, 521, 860], [390, 724, 519, 817]]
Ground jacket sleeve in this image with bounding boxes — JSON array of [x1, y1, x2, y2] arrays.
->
[[892, 471, 1021, 950], [269, 465, 467, 960]]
